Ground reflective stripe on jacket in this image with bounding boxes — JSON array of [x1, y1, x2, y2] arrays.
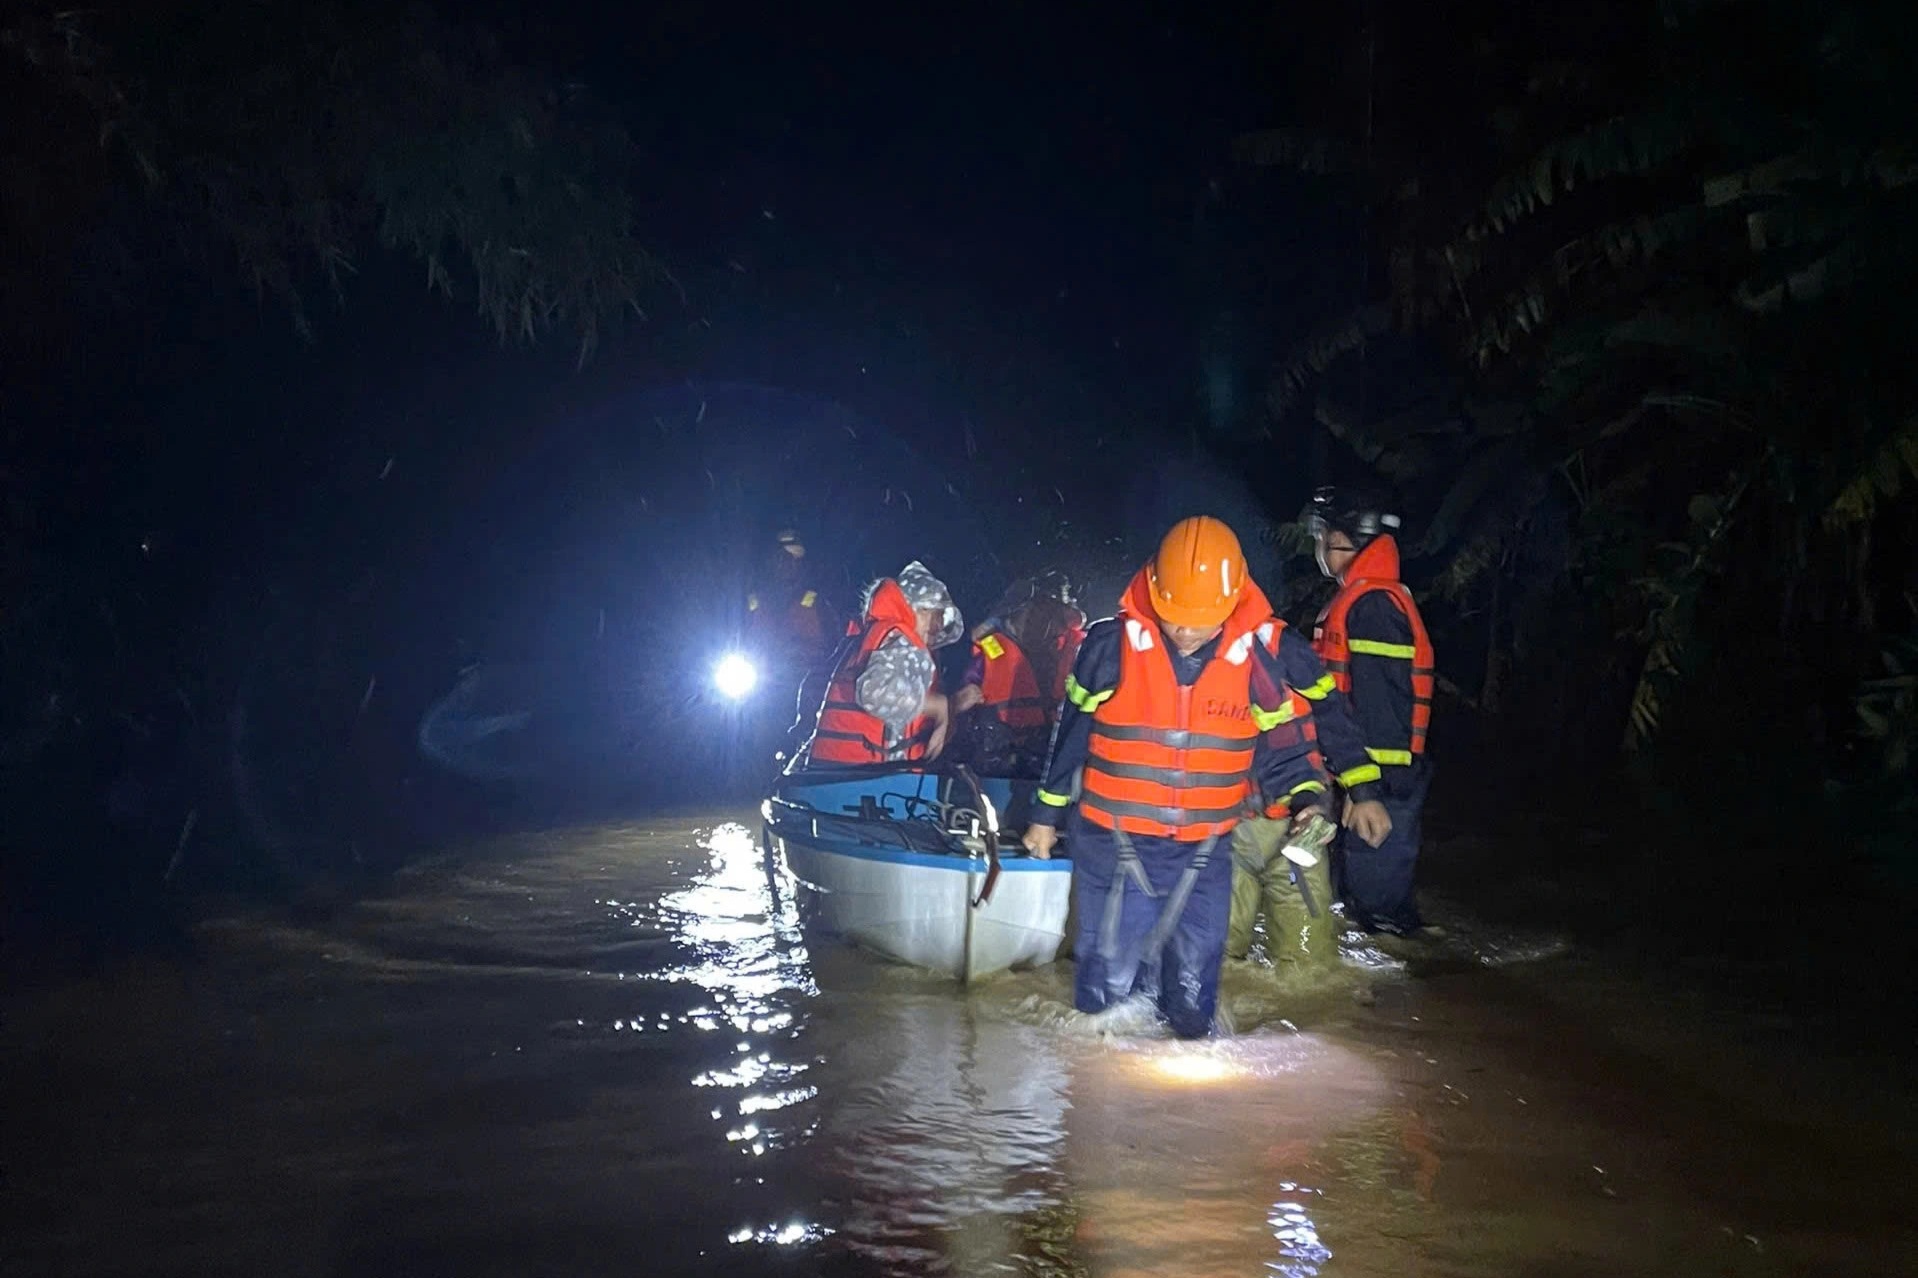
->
[[1312, 535, 1434, 761]]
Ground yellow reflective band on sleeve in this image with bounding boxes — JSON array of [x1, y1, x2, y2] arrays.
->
[[1037, 788, 1073, 807], [1298, 673, 1337, 700], [1064, 675, 1114, 712], [1337, 763, 1384, 788], [1287, 779, 1327, 797], [799, 590, 817, 608], [1365, 747, 1415, 766], [1250, 702, 1293, 731], [979, 634, 1005, 660], [1348, 638, 1417, 659]]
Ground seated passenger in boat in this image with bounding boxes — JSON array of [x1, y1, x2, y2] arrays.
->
[[951, 573, 1087, 777], [799, 561, 964, 766]]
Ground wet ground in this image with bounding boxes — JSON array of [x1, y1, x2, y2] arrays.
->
[[5, 813, 1915, 1277]]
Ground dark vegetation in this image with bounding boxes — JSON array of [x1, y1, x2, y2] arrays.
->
[[1229, 0, 1918, 1035], [1238, 0, 1917, 850]]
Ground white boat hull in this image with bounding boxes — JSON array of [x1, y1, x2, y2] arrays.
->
[[771, 833, 1072, 981]]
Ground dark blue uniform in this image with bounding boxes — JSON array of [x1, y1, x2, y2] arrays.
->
[[1335, 592, 1430, 933]]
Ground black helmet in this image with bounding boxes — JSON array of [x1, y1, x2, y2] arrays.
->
[[990, 570, 1077, 617], [1034, 569, 1078, 609], [1305, 486, 1401, 546]]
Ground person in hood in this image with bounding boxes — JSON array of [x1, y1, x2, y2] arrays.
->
[[801, 561, 963, 766], [1022, 517, 1392, 1037]]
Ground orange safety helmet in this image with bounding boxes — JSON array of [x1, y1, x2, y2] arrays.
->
[[1146, 516, 1246, 628]]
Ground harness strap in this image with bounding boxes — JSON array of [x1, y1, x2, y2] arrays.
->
[[1097, 828, 1158, 974], [1098, 827, 1219, 999], [1290, 860, 1320, 918], [1134, 836, 1216, 966]]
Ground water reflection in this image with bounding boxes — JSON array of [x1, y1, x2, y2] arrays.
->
[[648, 820, 815, 1017], [727, 1221, 836, 1247], [639, 819, 1405, 1274], [611, 820, 1414, 1273], [1060, 1029, 1393, 1277], [818, 993, 1076, 1274], [645, 822, 831, 1240], [1269, 1188, 1332, 1276]]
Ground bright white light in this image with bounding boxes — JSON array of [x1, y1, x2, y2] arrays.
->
[[1141, 1050, 1243, 1086], [714, 652, 758, 700]]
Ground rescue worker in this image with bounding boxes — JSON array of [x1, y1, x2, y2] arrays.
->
[[746, 527, 838, 666], [802, 561, 963, 766], [951, 573, 1089, 773], [1307, 486, 1438, 938], [1020, 517, 1391, 1037]]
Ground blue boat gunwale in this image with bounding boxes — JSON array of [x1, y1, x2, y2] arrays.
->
[[766, 762, 1067, 874], [771, 833, 1070, 874]]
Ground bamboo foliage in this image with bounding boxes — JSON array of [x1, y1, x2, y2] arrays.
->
[[1854, 631, 1918, 781], [1248, 0, 1918, 770], [1465, 107, 1699, 240], [1827, 415, 1918, 528], [1266, 305, 1396, 419], [3, 2, 661, 358]]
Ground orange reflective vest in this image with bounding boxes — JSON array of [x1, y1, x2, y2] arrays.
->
[[972, 631, 1049, 731], [809, 580, 933, 764], [1079, 570, 1274, 842], [1312, 535, 1434, 757]]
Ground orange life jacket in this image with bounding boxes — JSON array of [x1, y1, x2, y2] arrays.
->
[[1312, 535, 1435, 756], [1078, 569, 1275, 842], [972, 631, 1049, 731], [808, 580, 933, 764]]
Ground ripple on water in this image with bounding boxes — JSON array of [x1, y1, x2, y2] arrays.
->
[[26, 805, 1908, 1278], [359, 819, 1892, 1275]]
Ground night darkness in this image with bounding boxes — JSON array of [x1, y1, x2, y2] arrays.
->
[[4, 1, 1916, 1274]]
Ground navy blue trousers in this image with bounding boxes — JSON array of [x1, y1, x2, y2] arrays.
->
[[1068, 814, 1235, 1039], [1336, 765, 1431, 934]]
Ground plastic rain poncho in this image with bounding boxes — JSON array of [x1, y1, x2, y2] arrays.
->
[[855, 562, 962, 743], [895, 561, 963, 648]]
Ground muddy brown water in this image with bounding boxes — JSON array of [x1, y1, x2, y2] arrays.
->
[[4, 815, 1913, 1276]]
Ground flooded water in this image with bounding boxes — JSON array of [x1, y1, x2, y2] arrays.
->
[[5, 815, 1914, 1276]]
